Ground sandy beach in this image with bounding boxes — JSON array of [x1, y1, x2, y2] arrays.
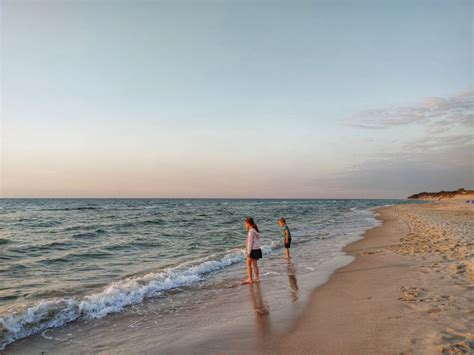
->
[[277, 201, 473, 354]]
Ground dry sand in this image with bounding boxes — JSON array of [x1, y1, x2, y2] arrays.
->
[[276, 202, 473, 354]]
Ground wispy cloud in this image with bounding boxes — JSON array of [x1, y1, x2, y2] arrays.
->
[[327, 139, 473, 198], [349, 90, 474, 129], [337, 90, 474, 197], [402, 134, 473, 153]]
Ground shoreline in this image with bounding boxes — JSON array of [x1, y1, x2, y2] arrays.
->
[[276, 201, 473, 354]]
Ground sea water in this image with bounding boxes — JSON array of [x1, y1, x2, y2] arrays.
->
[[0, 199, 419, 350]]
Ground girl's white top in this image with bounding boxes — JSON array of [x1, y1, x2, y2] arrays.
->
[[246, 228, 260, 254]]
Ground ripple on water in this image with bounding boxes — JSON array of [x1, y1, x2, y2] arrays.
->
[[40, 250, 114, 265], [71, 229, 107, 239], [44, 206, 100, 211], [103, 242, 134, 251], [32, 220, 63, 228]]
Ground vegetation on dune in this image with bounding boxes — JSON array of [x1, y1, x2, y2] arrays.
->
[[408, 188, 474, 200]]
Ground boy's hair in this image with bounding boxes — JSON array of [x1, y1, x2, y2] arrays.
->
[[278, 217, 286, 224]]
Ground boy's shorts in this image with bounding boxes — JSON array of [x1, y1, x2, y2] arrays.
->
[[285, 238, 292, 249]]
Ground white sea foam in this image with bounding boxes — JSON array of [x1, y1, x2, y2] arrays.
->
[[0, 243, 279, 350]]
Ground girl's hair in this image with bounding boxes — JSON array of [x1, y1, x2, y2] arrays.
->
[[278, 217, 286, 224], [245, 217, 260, 233]]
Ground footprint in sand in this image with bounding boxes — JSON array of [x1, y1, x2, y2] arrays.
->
[[427, 305, 444, 315], [398, 286, 426, 303], [361, 250, 384, 255], [439, 331, 474, 354]]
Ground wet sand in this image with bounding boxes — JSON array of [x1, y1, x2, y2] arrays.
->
[[277, 202, 473, 354]]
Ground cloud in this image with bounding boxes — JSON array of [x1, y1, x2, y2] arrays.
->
[[349, 90, 474, 130], [402, 134, 473, 153], [329, 140, 473, 198], [336, 90, 474, 197]]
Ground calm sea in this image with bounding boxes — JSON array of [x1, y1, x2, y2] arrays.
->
[[0, 198, 418, 350]]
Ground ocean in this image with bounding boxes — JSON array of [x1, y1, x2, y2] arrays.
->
[[0, 198, 419, 351]]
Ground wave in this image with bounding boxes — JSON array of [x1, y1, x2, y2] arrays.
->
[[29, 220, 62, 228], [0, 242, 279, 350], [9, 241, 71, 254], [66, 219, 162, 234], [37, 249, 118, 265], [44, 207, 100, 211], [71, 229, 106, 239]]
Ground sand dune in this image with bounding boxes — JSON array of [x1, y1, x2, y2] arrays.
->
[[408, 188, 474, 201]]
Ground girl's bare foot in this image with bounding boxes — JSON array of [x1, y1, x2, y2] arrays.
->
[[240, 279, 253, 285]]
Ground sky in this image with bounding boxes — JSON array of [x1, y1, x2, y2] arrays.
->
[[0, 0, 472, 198]]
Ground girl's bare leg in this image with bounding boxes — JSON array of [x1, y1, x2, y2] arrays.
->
[[245, 257, 253, 284], [285, 248, 290, 259], [252, 259, 260, 282]]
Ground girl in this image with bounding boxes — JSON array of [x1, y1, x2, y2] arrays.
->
[[244, 217, 262, 284]]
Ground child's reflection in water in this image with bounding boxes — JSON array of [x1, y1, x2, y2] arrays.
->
[[287, 260, 299, 302], [248, 283, 270, 337]]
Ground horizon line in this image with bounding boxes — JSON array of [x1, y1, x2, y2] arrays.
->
[[0, 196, 408, 200]]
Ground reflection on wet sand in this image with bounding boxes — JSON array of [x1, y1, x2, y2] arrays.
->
[[248, 283, 271, 337], [287, 260, 299, 302]]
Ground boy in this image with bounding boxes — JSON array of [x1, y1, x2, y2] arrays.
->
[[278, 217, 291, 259]]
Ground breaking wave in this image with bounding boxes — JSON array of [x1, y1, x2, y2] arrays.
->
[[0, 242, 279, 350]]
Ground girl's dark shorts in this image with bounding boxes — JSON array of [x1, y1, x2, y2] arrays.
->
[[285, 238, 292, 249], [249, 249, 262, 260]]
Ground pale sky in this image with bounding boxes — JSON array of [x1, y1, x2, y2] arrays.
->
[[1, 0, 473, 198]]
